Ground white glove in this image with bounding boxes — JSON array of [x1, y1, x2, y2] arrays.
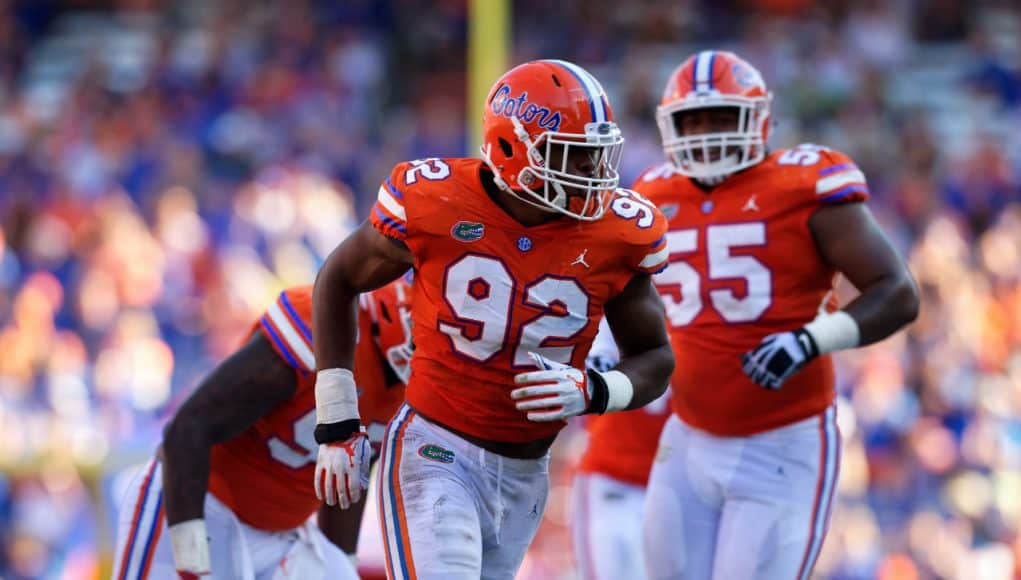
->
[[741, 328, 819, 390], [314, 430, 371, 509], [512, 352, 592, 422]]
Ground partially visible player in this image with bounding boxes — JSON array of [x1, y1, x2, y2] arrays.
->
[[570, 319, 670, 580], [636, 51, 919, 580], [112, 278, 412, 579], [311, 60, 675, 578]]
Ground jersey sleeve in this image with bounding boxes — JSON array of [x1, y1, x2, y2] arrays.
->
[[634, 229, 669, 275], [631, 161, 676, 190], [623, 190, 670, 275], [812, 149, 870, 205], [369, 163, 411, 241], [257, 287, 315, 375]]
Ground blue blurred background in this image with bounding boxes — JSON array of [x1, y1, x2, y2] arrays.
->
[[0, 1, 1019, 578]]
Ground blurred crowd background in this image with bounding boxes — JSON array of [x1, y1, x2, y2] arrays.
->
[[0, 0, 1019, 578]]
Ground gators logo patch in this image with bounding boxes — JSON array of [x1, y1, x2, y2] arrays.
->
[[659, 203, 679, 220], [451, 221, 485, 243], [418, 444, 455, 464]]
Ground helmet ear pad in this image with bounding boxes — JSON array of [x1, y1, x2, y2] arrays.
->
[[497, 137, 514, 158]]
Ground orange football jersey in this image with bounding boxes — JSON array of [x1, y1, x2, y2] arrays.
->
[[578, 391, 671, 486], [633, 145, 869, 436], [207, 279, 411, 530], [370, 157, 668, 443]]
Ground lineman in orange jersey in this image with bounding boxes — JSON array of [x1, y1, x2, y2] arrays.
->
[[112, 279, 411, 579], [570, 319, 670, 580], [311, 60, 674, 579], [636, 50, 919, 580]]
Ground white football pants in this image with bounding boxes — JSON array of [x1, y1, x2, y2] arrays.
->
[[112, 458, 357, 580], [571, 471, 649, 580], [644, 407, 841, 580], [377, 404, 550, 580]]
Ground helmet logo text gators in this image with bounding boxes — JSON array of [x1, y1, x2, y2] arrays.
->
[[731, 63, 764, 89], [490, 85, 562, 132], [451, 221, 485, 243]]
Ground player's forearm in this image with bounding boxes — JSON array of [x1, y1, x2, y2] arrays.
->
[[159, 335, 297, 528], [161, 431, 213, 576], [317, 498, 366, 554], [161, 421, 214, 526], [614, 342, 674, 410], [840, 271, 919, 346], [311, 251, 363, 445]]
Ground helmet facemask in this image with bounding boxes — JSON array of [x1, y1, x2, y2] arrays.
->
[[482, 116, 624, 221], [657, 94, 771, 183]]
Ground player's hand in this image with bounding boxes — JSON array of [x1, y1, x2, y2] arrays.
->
[[511, 352, 592, 422], [741, 328, 819, 390], [314, 429, 371, 509]]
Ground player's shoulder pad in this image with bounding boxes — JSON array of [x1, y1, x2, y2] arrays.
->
[[630, 161, 681, 201], [605, 188, 669, 274], [371, 157, 471, 241], [634, 161, 676, 185], [772, 144, 870, 205], [389, 157, 473, 194], [258, 286, 315, 373]]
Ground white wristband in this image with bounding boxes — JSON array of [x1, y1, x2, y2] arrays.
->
[[601, 370, 634, 412], [169, 519, 210, 573], [315, 368, 359, 425], [804, 310, 860, 354]]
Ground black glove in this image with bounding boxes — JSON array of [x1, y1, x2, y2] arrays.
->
[[740, 328, 819, 390]]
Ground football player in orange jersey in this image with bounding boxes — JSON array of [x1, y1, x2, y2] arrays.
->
[[635, 50, 919, 580], [111, 278, 412, 580], [570, 319, 671, 580], [311, 60, 675, 578]]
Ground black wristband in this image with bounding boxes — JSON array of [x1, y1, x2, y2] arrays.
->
[[793, 327, 821, 360], [314, 419, 361, 444], [585, 369, 610, 415]]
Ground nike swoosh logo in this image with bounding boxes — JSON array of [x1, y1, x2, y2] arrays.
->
[[798, 334, 813, 353]]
